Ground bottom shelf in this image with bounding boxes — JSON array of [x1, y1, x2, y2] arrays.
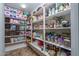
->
[[29, 43, 49, 56], [28, 41, 71, 56]]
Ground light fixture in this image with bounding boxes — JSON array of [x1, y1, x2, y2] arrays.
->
[[21, 4, 26, 8]]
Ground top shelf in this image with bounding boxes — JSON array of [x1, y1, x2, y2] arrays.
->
[[32, 8, 71, 24], [46, 8, 71, 20]]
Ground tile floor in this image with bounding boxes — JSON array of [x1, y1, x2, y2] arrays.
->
[[5, 47, 39, 56]]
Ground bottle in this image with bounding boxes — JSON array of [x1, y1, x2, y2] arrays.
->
[[58, 35, 64, 45], [52, 8, 55, 15], [59, 4, 64, 12], [54, 34, 58, 43]]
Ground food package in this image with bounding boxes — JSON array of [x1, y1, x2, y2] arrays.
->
[[4, 10, 10, 17], [48, 50, 55, 56]]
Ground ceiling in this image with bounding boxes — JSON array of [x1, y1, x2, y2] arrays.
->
[[5, 3, 41, 12]]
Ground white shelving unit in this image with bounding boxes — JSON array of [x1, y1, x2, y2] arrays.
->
[[28, 3, 71, 56]]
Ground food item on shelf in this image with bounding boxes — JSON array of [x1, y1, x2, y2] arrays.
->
[[49, 16, 71, 28], [10, 19, 14, 24], [59, 4, 64, 12], [4, 10, 10, 17], [4, 6, 26, 19], [38, 15, 43, 20], [12, 38, 18, 42], [33, 31, 43, 40], [26, 37, 31, 43], [14, 20, 20, 24], [46, 20, 57, 28], [61, 49, 71, 56], [37, 23, 43, 29], [5, 38, 11, 43], [46, 44, 71, 56], [20, 31, 24, 35], [20, 21, 25, 25], [57, 48, 71, 56], [47, 45, 56, 55], [48, 8, 52, 16], [24, 31, 31, 36], [32, 15, 43, 22], [65, 50, 71, 56], [60, 50, 67, 56], [37, 40, 44, 50], [64, 3, 70, 10], [46, 32, 71, 47], [48, 50, 55, 56], [54, 35, 58, 43], [64, 39, 71, 47], [57, 35, 64, 45], [55, 3, 70, 13], [10, 19, 20, 24], [5, 6, 11, 11], [17, 37, 25, 41], [61, 20, 70, 27], [10, 38, 14, 43], [32, 16, 37, 22], [10, 24, 16, 30], [51, 8, 55, 15], [49, 21, 55, 28]]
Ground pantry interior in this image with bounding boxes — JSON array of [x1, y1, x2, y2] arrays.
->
[[0, 3, 78, 56]]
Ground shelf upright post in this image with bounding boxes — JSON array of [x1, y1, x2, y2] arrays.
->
[[31, 16, 33, 43], [30, 12, 33, 44], [0, 3, 5, 56], [71, 3, 79, 56], [42, 6, 46, 51]]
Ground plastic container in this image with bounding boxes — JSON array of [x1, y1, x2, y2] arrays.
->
[[38, 40, 43, 46]]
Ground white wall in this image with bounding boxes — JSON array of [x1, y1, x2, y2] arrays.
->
[[71, 3, 79, 56], [0, 3, 5, 56]]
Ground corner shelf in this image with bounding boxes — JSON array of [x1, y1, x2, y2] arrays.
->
[[29, 43, 49, 56]]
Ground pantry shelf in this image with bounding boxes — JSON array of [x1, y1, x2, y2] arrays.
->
[[5, 29, 26, 31], [45, 41, 71, 51], [46, 8, 71, 20], [33, 28, 43, 30], [45, 27, 71, 30], [5, 16, 26, 21], [5, 40, 26, 45], [5, 35, 25, 38], [33, 37, 44, 41], [5, 22, 20, 25]]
